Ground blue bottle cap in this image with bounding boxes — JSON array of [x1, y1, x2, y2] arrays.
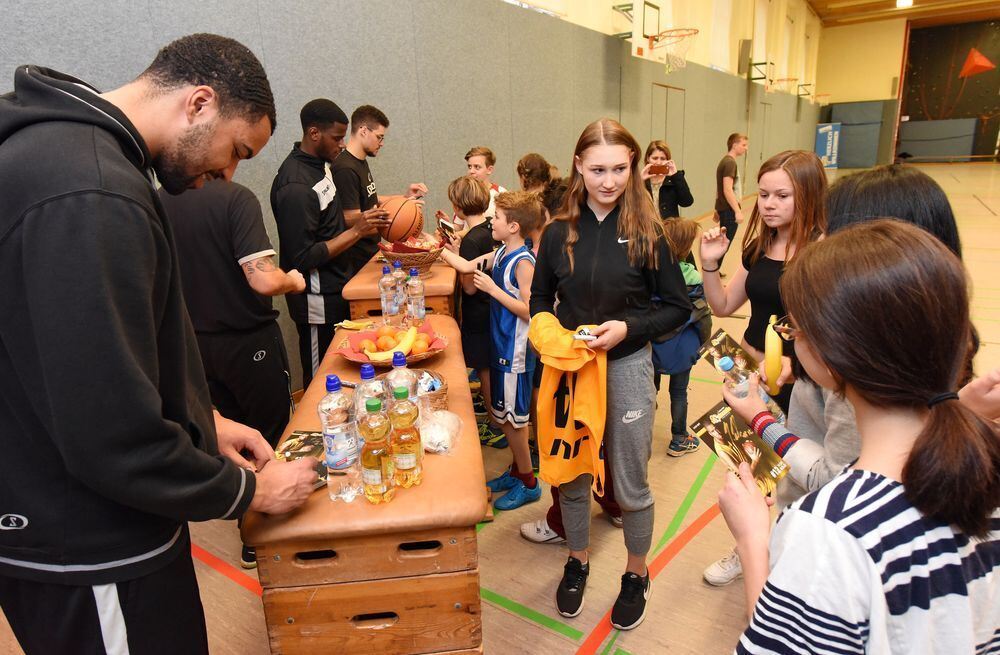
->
[[717, 356, 735, 371], [392, 351, 407, 367], [360, 363, 375, 379], [393, 260, 403, 268], [326, 374, 341, 392], [382, 265, 391, 274], [409, 267, 419, 276]]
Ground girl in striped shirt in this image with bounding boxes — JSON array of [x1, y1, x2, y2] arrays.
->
[[719, 220, 1000, 654]]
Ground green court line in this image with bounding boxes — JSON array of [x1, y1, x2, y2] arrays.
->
[[480, 587, 584, 641], [691, 376, 723, 386], [614, 649, 635, 655], [599, 630, 622, 655], [973, 316, 1000, 323], [653, 454, 719, 555]]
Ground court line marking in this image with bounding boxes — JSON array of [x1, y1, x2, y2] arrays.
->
[[481, 587, 584, 641], [575, 503, 722, 655], [190, 543, 262, 597], [973, 194, 997, 216]]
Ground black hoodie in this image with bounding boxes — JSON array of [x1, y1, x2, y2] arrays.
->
[[0, 67, 255, 585]]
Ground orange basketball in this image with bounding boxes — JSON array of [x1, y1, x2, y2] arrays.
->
[[380, 196, 423, 243]]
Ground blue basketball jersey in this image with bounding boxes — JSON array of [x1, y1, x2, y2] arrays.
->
[[490, 243, 536, 373]]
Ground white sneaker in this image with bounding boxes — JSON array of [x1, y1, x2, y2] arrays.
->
[[703, 549, 742, 586], [520, 518, 566, 544]]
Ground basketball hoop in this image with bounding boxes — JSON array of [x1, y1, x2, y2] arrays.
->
[[649, 28, 699, 74], [769, 77, 799, 94]]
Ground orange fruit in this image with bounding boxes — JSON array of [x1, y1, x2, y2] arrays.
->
[[376, 325, 396, 338], [376, 335, 397, 351], [359, 339, 377, 353], [414, 333, 430, 345], [410, 341, 429, 355]]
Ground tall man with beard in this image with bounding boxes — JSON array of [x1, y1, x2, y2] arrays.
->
[[271, 99, 389, 388], [0, 34, 317, 653]]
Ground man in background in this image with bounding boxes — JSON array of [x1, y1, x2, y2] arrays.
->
[[714, 132, 748, 272]]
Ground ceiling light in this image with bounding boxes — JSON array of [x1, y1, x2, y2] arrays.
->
[[896, 0, 913, 7]]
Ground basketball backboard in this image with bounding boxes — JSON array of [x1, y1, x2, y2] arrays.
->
[[630, 1, 667, 66]]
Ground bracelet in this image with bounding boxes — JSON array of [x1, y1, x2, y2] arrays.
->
[[702, 263, 720, 273]]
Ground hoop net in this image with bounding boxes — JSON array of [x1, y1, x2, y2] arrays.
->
[[814, 93, 832, 105], [769, 77, 799, 94], [649, 28, 699, 74]]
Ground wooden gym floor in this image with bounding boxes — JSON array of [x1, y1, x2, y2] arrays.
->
[[2, 163, 999, 654]]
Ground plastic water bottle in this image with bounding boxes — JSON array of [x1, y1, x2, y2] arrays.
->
[[379, 265, 401, 326], [385, 352, 418, 402], [388, 387, 423, 488], [407, 267, 426, 326], [354, 363, 386, 433], [718, 356, 787, 423], [318, 375, 361, 502], [391, 261, 408, 320], [359, 398, 395, 504]]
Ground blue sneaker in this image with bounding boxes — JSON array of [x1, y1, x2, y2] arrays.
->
[[667, 435, 700, 458], [486, 470, 519, 493], [494, 479, 542, 511]]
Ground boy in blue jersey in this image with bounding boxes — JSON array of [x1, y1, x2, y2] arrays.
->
[[440, 191, 546, 509]]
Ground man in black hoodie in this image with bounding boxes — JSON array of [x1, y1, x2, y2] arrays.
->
[[0, 34, 317, 653]]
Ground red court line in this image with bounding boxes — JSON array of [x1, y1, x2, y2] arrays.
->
[[191, 543, 263, 597], [575, 503, 721, 655]]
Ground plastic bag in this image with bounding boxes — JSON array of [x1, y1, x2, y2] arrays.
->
[[422, 410, 462, 454]]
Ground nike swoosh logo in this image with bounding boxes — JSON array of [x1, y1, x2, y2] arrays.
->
[[622, 410, 645, 424], [618, 238, 629, 244]]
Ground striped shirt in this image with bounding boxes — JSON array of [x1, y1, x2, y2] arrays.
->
[[737, 469, 1000, 655]]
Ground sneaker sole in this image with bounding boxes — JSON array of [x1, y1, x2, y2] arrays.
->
[[666, 447, 698, 458], [703, 572, 742, 586], [520, 533, 566, 545], [610, 578, 651, 631], [240, 560, 258, 570], [557, 595, 585, 618]]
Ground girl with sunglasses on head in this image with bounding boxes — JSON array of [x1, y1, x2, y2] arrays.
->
[[720, 220, 1000, 654]]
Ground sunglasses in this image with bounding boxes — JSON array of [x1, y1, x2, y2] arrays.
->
[[772, 314, 800, 342]]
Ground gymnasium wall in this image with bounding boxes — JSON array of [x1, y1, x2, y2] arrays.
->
[[816, 19, 907, 103], [0, 0, 819, 387]]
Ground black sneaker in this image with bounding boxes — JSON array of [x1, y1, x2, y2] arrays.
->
[[610, 571, 651, 630], [556, 556, 589, 617], [240, 544, 257, 570]]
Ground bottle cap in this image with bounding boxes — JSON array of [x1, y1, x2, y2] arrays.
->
[[365, 398, 382, 413], [382, 265, 391, 274], [392, 351, 407, 367], [326, 374, 341, 392], [409, 267, 419, 276], [717, 356, 735, 371], [393, 260, 402, 268], [360, 363, 375, 380], [393, 386, 409, 400]]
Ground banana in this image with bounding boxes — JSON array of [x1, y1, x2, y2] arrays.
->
[[366, 327, 418, 363], [764, 314, 783, 397], [336, 319, 376, 330]]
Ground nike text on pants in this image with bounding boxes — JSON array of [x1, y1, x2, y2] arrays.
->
[[559, 345, 656, 554]]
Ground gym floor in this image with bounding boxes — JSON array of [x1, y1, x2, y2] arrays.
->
[[2, 163, 998, 655]]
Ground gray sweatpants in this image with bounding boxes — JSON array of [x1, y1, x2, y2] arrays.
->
[[559, 346, 656, 554]]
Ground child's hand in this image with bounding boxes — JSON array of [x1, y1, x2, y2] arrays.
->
[[959, 367, 1000, 420], [721, 373, 770, 422], [435, 209, 449, 222], [442, 233, 462, 254], [472, 269, 498, 294], [719, 462, 774, 547], [700, 226, 730, 269], [588, 320, 628, 351], [406, 182, 428, 199], [758, 356, 794, 389]]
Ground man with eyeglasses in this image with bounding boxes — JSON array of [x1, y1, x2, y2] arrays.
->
[[332, 104, 427, 275]]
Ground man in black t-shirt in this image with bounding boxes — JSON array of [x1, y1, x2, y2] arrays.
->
[[714, 132, 748, 270], [270, 99, 388, 388], [333, 105, 427, 273], [160, 180, 304, 448]]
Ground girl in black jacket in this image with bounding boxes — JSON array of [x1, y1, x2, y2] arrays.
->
[[641, 140, 693, 220], [530, 119, 690, 631]]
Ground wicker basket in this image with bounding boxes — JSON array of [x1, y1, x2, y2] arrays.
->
[[377, 369, 448, 412], [377, 246, 443, 276]]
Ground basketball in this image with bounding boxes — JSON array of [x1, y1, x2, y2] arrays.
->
[[379, 196, 423, 243]]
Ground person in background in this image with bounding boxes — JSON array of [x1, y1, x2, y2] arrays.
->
[[640, 140, 692, 221], [530, 118, 690, 631], [465, 145, 507, 222], [714, 133, 748, 272], [0, 33, 316, 653], [720, 220, 999, 654], [161, 179, 306, 568], [270, 99, 386, 389], [332, 104, 426, 272]]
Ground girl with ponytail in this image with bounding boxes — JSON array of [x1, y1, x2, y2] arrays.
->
[[720, 220, 1000, 654]]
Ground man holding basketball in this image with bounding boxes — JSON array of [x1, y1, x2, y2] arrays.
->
[[333, 104, 428, 274], [271, 99, 388, 388]]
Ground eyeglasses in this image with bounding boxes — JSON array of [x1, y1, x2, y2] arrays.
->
[[366, 127, 385, 143], [772, 315, 799, 342]]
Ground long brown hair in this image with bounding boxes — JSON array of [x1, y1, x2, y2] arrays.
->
[[781, 220, 1000, 537], [644, 140, 671, 162], [553, 118, 667, 272], [741, 150, 827, 266]]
